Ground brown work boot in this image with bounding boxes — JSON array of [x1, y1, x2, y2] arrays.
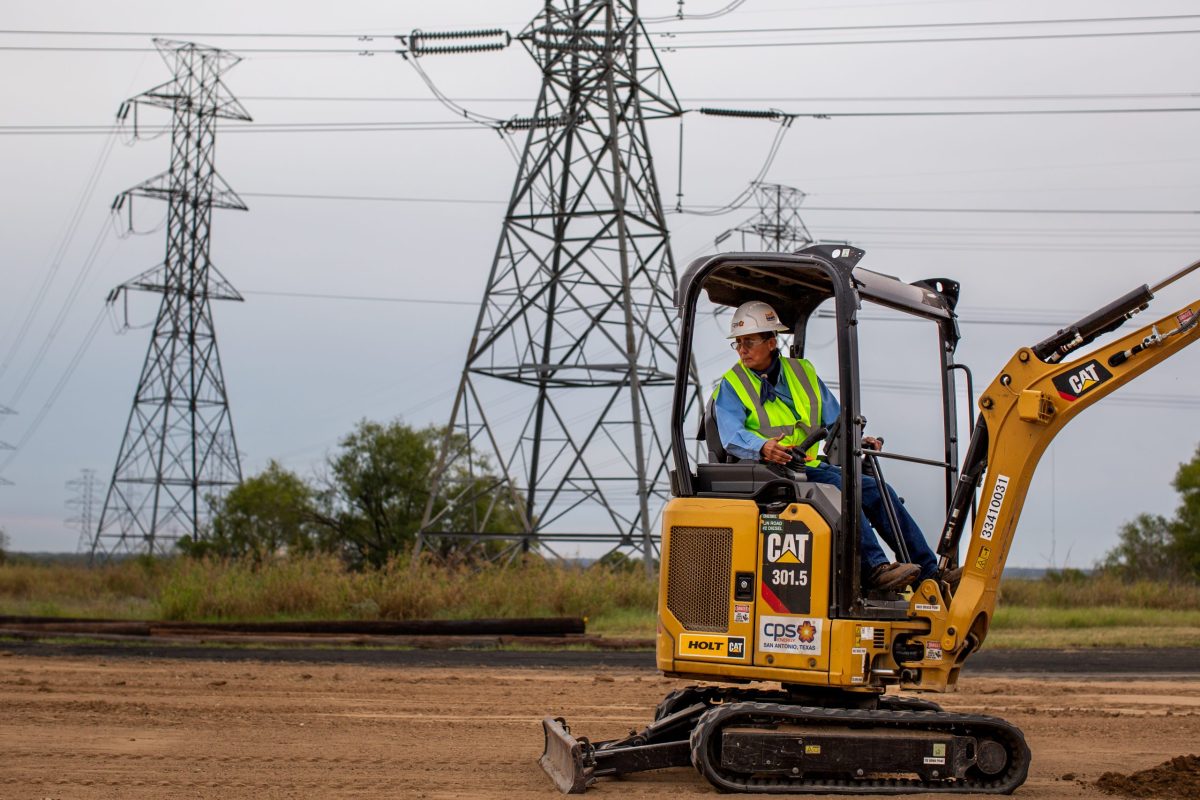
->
[[939, 566, 964, 591], [865, 562, 920, 592]]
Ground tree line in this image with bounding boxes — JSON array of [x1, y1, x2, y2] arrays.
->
[[1100, 443, 1200, 582], [173, 425, 1200, 582], [181, 420, 524, 567]]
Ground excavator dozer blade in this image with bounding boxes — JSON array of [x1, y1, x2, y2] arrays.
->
[[539, 716, 594, 794]]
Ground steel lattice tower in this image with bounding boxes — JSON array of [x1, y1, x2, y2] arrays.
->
[[0, 405, 14, 484], [0, 423, 11, 486], [418, 0, 699, 563], [66, 469, 98, 553], [726, 182, 813, 253], [93, 40, 250, 559]]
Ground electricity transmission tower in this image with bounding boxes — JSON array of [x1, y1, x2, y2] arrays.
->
[[720, 182, 813, 252], [0, 435, 10, 487], [0, 408, 13, 485], [418, 1, 699, 565], [66, 469, 98, 553], [93, 39, 250, 560]]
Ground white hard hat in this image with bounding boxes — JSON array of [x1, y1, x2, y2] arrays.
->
[[728, 300, 788, 339]]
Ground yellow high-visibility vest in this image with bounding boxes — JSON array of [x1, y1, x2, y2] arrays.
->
[[718, 357, 823, 466]]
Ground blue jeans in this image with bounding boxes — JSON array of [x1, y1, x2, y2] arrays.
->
[[803, 463, 938, 580]]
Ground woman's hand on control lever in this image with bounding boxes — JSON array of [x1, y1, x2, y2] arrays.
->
[[862, 435, 884, 452], [761, 437, 794, 465]]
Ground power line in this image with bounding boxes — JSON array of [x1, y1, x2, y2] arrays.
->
[[856, 241, 1200, 253], [242, 95, 533, 102], [763, 106, 1200, 118], [5, 13, 1197, 42], [0, 28, 397, 39], [687, 91, 1200, 103], [12, 100, 1200, 138], [643, 0, 747, 23], [845, 378, 1200, 410], [654, 12, 1200, 36], [1, 220, 112, 414], [822, 309, 1161, 327], [241, 289, 479, 305], [776, 205, 1200, 216], [10, 28, 1200, 55], [0, 44, 403, 54], [0, 127, 118, 385], [0, 308, 105, 475], [240, 191, 506, 204], [239, 91, 1200, 104], [1, 120, 481, 130], [242, 291, 1162, 316], [824, 223, 1200, 236], [661, 27, 1200, 50], [0, 120, 490, 136], [208, 191, 1200, 216]]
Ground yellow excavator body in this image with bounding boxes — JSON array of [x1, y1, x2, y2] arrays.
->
[[540, 247, 1200, 795]]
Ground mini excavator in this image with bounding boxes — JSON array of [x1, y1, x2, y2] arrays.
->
[[539, 245, 1200, 794]]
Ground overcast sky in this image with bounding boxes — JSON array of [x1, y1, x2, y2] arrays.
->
[[2, 0, 1199, 569]]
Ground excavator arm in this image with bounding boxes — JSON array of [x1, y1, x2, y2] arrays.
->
[[915, 264, 1200, 689]]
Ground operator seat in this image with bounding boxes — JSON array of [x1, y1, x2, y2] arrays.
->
[[693, 396, 809, 502], [693, 394, 843, 537]]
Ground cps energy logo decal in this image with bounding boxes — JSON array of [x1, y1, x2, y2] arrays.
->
[[1052, 359, 1112, 402], [679, 634, 746, 660], [758, 615, 823, 656]]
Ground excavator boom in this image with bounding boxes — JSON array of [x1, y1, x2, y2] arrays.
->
[[922, 275, 1200, 686]]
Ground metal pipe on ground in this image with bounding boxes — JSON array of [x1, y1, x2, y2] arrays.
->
[[0, 615, 586, 637]]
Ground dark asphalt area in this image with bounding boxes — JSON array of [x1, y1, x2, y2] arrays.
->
[[1, 639, 1197, 675]]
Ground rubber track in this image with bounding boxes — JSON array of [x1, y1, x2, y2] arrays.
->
[[689, 702, 1030, 795]]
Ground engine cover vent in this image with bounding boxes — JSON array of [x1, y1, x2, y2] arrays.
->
[[666, 526, 733, 632]]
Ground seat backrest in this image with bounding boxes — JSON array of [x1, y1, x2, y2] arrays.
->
[[702, 396, 732, 463]]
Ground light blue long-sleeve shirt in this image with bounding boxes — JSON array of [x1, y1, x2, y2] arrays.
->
[[713, 360, 840, 461]]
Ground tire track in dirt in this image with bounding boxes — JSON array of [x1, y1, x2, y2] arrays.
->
[[3, 640, 1200, 673], [2, 650, 1199, 798]]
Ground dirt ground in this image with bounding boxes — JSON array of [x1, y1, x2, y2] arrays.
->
[[2, 650, 1198, 799]]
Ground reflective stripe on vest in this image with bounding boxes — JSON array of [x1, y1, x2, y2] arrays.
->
[[720, 357, 824, 466]]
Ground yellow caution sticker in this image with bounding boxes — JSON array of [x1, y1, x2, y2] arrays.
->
[[976, 545, 991, 571], [805, 745, 821, 755]]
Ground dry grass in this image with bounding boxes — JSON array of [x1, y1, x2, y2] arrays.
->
[[999, 574, 1200, 610], [0, 555, 658, 624], [0, 557, 1197, 652], [985, 625, 1200, 649], [0, 558, 163, 618]]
